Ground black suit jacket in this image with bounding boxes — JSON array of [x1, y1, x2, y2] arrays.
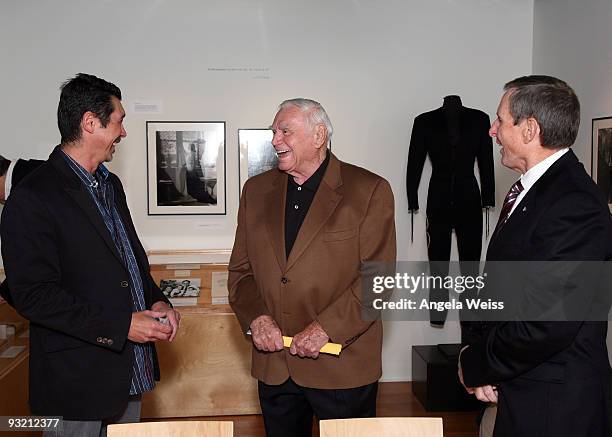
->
[[0, 158, 44, 304], [461, 150, 612, 437], [406, 106, 495, 217], [0, 147, 168, 420]]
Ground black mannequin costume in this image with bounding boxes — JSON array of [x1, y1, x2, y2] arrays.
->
[[406, 96, 495, 331]]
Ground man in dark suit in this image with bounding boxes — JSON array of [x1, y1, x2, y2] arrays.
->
[[228, 98, 396, 437], [1, 73, 180, 437], [459, 75, 612, 437], [0, 156, 44, 304]]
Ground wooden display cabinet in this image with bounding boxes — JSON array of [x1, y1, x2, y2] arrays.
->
[[141, 251, 260, 418]]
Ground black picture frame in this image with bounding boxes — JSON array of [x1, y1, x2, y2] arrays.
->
[[146, 121, 226, 215]]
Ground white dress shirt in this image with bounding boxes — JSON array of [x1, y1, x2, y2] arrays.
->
[[509, 148, 569, 217]]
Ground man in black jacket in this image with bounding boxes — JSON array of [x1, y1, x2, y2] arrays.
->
[[459, 76, 612, 437], [1, 73, 180, 437]]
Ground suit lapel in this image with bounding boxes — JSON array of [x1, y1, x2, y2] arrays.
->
[[286, 154, 343, 272], [64, 185, 125, 265], [49, 148, 125, 265], [487, 192, 533, 260], [490, 150, 578, 246], [265, 172, 288, 271], [501, 193, 534, 234], [112, 183, 155, 293], [112, 178, 147, 264], [112, 179, 139, 251]]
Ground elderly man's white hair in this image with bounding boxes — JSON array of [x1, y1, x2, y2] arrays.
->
[[279, 98, 333, 147]]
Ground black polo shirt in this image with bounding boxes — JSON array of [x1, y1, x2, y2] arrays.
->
[[284, 151, 330, 258]]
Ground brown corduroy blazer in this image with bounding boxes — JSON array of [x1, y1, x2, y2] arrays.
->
[[228, 153, 396, 389]]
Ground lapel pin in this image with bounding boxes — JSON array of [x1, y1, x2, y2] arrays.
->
[[522, 206, 527, 212]]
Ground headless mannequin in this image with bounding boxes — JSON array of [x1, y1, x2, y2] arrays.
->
[[406, 95, 495, 338]]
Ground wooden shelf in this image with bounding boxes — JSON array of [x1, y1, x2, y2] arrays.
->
[[147, 249, 231, 265]]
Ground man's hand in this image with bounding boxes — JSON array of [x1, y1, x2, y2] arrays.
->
[[151, 300, 181, 341], [290, 321, 329, 359], [250, 315, 283, 352], [128, 310, 173, 343], [473, 385, 498, 403], [458, 345, 498, 403]]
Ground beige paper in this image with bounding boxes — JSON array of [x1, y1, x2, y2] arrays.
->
[[211, 271, 229, 304]]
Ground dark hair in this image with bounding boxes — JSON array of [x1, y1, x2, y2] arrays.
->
[[57, 73, 122, 144], [0, 155, 10, 177], [504, 75, 580, 149]]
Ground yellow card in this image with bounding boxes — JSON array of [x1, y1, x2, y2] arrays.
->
[[282, 336, 342, 356]]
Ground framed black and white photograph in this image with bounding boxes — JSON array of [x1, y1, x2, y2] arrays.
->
[[159, 278, 201, 306], [591, 116, 612, 211], [238, 128, 277, 192], [147, 121, 226, 215]]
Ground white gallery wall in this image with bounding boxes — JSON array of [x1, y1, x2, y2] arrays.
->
[[533, 0, 612, 364], [0, 0, 535, 381]]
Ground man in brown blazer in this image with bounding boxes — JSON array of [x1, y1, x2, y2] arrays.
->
[[228, 98, 396, 437]]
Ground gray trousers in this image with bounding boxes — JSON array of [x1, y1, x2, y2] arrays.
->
[[43, 395, 142, 437], [479, 404, 497, 437]]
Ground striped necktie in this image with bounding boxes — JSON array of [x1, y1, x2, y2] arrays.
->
[[493, 180, 524, 237]]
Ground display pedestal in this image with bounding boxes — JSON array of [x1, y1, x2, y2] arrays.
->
[[411, 344, 480, 412]]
